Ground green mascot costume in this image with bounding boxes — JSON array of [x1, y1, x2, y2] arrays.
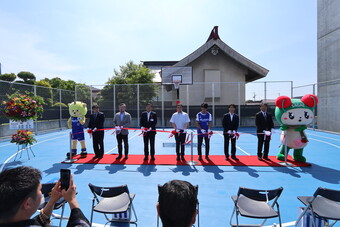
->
[[275, 94, 318, 162]]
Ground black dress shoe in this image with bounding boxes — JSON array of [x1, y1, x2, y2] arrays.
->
[[116, 155, 122, 160], [124, 155, 128, 159], [225, 157, 230, 161], [258, 157, 263, 161], [151, 156, 155, 161], [263, 157, 270, 161], [176, 156, 180, 161], [92, 156, 98, 159], [144, 156, 148, 161], [181, 156, 185, 161], [97, 156, 103, 159], [198, 156, 203, 161], [206, 156, 211, 161], [231, 156, 239, 161]]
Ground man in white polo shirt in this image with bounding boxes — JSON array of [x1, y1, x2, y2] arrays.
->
[[170, 104, 191, 161]]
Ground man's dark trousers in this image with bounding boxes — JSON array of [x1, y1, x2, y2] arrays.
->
[[175, 132, 186, 156]]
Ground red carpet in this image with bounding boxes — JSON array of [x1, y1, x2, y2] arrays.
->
[[64, 154, 311, 167]]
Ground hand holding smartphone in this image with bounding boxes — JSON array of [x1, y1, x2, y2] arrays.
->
[[60, 169, 71, 190]]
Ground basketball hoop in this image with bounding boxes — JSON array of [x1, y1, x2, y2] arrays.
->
[[173, 80, 181, 89], [172, 74, 182, 90]]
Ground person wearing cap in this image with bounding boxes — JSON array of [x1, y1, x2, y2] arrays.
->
[[170, 104, 190, 161]]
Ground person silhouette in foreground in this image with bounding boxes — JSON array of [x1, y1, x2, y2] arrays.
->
[[0, 166, 90, 227]]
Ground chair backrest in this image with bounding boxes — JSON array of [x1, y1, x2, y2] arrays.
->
[[41, 183, 56, 197], [40, 182, 66, 210], [237, 187, 283, 202], [88, 183, 129, 198], [314, 187, 340, 202]]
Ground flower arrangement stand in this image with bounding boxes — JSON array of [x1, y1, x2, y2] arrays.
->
[[14, 144, 35, 161]]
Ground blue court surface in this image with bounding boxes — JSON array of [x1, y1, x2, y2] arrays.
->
[[1, 127, 339, 226]]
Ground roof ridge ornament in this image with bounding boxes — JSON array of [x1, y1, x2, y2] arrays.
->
[[206, 26, 221, 43]]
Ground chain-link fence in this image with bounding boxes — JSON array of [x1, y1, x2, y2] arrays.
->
[[1, 79, 319, 138], [75, 81, 296, 128], [0, 80, 75, 137]]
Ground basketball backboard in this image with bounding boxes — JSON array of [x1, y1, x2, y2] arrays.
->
[[161, 66, 193, 85]]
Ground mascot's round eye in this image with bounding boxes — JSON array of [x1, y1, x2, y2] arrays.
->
[[304, 111, 310, 119], [288, 112, 295, 119]]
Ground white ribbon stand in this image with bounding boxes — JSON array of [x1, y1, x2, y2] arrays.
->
[[187, 131, 198, 166], [278, 130, 294, 167], [63, 132, 78, 163]]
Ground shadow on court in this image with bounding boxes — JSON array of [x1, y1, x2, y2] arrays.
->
[[137, 164, 157, 176], [299, 163, 340, 184]]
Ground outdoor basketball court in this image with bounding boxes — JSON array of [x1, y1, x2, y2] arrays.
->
[[0, 127, 339, 226]]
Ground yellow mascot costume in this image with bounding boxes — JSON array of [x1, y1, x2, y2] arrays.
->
[[67, 101, 87, 159]]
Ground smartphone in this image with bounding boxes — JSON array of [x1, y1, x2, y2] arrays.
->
[[60, 169, 71, 190]]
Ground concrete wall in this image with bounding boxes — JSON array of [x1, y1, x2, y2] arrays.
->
[[176, 50, 247, 106], [317, 0, 340, 132]]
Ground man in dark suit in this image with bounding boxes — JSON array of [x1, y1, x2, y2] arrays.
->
[[88, 104, 105, 159], [140, 103, 157, 161], [222, 104, 240, 161], [255, 103, 274, 161]]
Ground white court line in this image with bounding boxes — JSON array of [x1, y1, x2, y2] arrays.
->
[[217, 132, 250, 156], [306, 132, 340, 142], [264, 221, 295, 227], [0, 134, 68, 172], [308, 138, 340, 149], [0, 130, 68, 148], [105, 132, 140, 154]]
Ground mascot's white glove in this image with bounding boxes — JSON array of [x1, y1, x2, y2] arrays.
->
[[227, 130, 232, 135], [208, 129, 212, 134], [264, 130, 271, 136], [176, 129, 181, 133], [232, 130, 236, 135], [141, 126, 145, 130], [93, 127, 97, 132], [148, 127, 152, 132], [201, 129, 206, 134], [183, 129, 187, 134]]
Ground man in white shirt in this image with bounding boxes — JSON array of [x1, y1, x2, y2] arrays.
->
[[170, 104, 190, 161]]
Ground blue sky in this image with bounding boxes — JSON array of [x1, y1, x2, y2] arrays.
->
[[0, 0, 316, 87]]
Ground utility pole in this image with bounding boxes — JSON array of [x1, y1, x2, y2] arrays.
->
[[0, 62, 2, 75]]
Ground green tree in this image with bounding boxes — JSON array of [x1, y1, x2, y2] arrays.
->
[[0, 73, 16, 82], [17, 71, 36, 84], [98, 61, 157, 110], [35, 80, 53, 106], [43, 77, 76, 90]]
